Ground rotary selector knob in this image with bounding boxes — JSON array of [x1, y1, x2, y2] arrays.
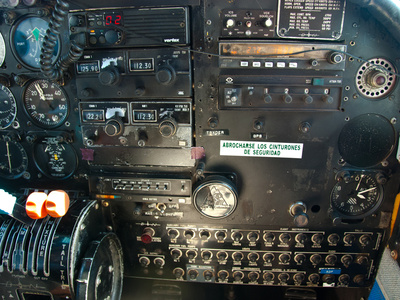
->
[[226, 18, 235, 28], [105, 117, 123, 136], [105, 30, 119, 44], [328, 51, 345, 64], [99, 67, 120, 86], [159, 118, 177, 137], [156, 66, 175, 85], [264, 18, 273, 27]]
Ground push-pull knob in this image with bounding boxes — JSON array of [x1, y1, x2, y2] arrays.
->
[[105, 116, 124, 136], [159, 119, 177, 137]]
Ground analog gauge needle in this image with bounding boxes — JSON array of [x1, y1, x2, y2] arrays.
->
[[355, 175, 364, 191], [35, 83, 46, 101], [6, 141, 12, 173], [357, 187, 377, 199]]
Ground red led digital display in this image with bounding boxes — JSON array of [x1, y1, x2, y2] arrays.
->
[[105, 14, 122, 26]]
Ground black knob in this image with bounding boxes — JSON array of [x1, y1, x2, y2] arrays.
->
[[81, 88, 93, 97], [69, 15, 80, 27], [159, 119, 177, 137], [303, 94, 313, 104], [156, 67, 175, 85], [353, 275, 365, 286], [356, 255, 369, 265], [139, 256, 150, 267], [233, 271, 243, 281], [138, 131, 148, 147], [154, 257, 165, 268], [264, 93, 272, 103], [283, 94, 292, 103], [99, 68, 120, 86], [105, 30, 119, 44], [105, 118, 123, 136], [328, 51, 345, 64], [294, 213, 309, 227], [322, 94, 334, 104]]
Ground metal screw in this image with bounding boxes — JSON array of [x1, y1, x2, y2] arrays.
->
[[391, 117, 397, 124], [344, 97, 349, 101], [352, 22, 358, 28], [103, 201, 109, 207], [206, 20, 212, 25], [353, 93, 359, 99]]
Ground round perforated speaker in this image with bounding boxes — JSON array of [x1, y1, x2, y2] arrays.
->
[[338, 114, 396, 167]]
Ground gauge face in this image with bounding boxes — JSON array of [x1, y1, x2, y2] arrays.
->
[[0, 32, 6, 67], [0, 85, 17, 129], [13, 17, 60, 69], [330, 173, 383, 218], [33, 137, 78, 180], [24, 79, 69, 128], [0, 140, 28, 179], [193, 176, 238, 219]]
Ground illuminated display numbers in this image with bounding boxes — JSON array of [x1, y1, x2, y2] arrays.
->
[[105, 14, 122, 26]]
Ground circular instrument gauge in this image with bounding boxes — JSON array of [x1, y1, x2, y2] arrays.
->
[[0, 32, 6, 67], [193, 176, 238, 219], [12, 16, 60, 69], [330, 173, 383, 218], [0, 85, 17, 129], [33, 137, 78, 180], [0, 140, 28, 179], [23, 79, 69, 128]]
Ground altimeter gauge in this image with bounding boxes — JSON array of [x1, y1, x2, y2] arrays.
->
[[330, 172, 383, 218]]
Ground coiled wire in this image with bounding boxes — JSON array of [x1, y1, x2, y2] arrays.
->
[[40, 0, 83, 81]]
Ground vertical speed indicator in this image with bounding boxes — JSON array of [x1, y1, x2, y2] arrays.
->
[[23, 79, 69, 128]]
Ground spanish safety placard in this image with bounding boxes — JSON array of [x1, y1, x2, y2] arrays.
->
[[220, 140, 303, 159]]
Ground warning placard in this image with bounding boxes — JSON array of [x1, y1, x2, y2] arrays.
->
[[220, 140, 303, 159]]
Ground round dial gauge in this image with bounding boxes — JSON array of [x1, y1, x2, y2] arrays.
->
[[331, 173, 383, 218], [23, 79, 69, 128], [33, 137, 78, 180], [193, 176, 238, 219], [0, 140, 28, 179], [12, 17, 60, 69], [0, 32, 6, 67], [0, 85, 17, 129]]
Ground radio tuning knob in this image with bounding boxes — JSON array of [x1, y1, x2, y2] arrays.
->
[[159, 118, 177, 137], [327, 51, 345, 64], [283, 93, 292, 104], [303, 94, 313, 104], [105, 115, 124, 136], [99, 67, 120, 86], [156, 67, 175, 85], [322, 94, 334, 104]]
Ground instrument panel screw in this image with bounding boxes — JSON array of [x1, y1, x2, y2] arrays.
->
[[102, 201, 110, 207], [206, 20, 212, 25], [391, 250, 398, 260], [391, 117, 397, 124]]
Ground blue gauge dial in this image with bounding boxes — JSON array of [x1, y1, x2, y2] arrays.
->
[[13, 17, 60, 69]]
